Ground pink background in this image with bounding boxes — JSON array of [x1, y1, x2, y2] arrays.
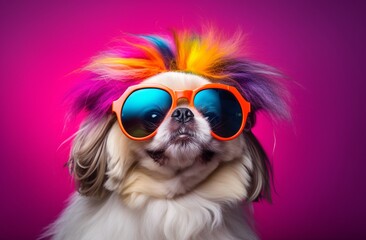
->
[[1, 0, 365, 239]]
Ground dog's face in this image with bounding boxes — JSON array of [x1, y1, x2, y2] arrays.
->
[[102, 72, 249, 202], [68, 31, 286, 207], [71, 71, 268, 206]]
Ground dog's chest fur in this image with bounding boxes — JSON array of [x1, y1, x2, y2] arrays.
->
[[49, 193, 257, 240]]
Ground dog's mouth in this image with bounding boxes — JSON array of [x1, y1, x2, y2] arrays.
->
[[145, 148, 215, 165], [145, 129, 194, 162], [145, 126, 215, 168], [170, 129, 195, 144]]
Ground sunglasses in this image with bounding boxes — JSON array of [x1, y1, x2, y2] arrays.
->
[[112, 83, 250, 141]]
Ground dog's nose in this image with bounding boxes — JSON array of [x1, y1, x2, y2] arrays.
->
[[171, 108, 194, 123]]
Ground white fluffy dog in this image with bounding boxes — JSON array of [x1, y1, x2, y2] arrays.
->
[[45, 30, 288, 240]]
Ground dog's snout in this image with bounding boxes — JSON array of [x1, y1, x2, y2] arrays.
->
[[171, 108, 194, 123]]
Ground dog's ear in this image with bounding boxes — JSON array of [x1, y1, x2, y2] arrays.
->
[[244, 131, 272, 202], [68, 114, 116, 198], [215, 58, 289, 202]]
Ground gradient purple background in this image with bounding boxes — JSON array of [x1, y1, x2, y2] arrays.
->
[[1, 1, 365, 239]]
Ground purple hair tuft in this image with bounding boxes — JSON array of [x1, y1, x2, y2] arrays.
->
[[216, 58, 290, 121], [66, 75, 139, 122]]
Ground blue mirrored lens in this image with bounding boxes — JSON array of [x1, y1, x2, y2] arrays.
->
[[121, 88, 172, 137], [194, 89, 242, 138]]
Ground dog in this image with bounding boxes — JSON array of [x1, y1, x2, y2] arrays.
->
[[45, 29, 289, 240]]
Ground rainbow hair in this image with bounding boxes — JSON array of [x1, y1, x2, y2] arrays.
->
[[70, 29, 289, 123]]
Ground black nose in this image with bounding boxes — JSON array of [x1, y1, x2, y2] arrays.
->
[[171, 108, 194, 123]]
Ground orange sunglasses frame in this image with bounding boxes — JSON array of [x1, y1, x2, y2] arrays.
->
[[112, 83, 250, 141]]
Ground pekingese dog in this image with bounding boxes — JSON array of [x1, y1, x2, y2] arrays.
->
[[45, 29, 289, 240]]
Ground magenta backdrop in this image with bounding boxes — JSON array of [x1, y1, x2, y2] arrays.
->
[[1, 1, 365, 239]]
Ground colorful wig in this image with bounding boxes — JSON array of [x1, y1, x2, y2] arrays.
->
[[69, 29, 289, 124]]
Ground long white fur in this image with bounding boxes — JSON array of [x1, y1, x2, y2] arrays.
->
[[46, 72, 259, 240], [48, 192, 257, 240]]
